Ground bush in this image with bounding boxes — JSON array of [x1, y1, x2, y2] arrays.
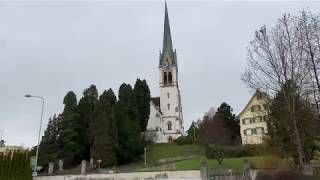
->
[[256, 170, 300, 180], [176, 136, 193, 145], [251, 156, 290, 169], [205, 144, 262, 158], [206, 144, 224, 164], [256, 171, 273, 180], [0, 150, 32, 180]]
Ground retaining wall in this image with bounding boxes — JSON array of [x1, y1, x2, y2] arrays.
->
[[35, 170, 201, 180]]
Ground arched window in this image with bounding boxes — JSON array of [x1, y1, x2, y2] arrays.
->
[[168, 136, 173, 143], [167, 121, 172, 130], [164, 72, 167, 85], [167, 92, 170, 98], [168, 72, 172, 84], [167, 103, 170, 110]]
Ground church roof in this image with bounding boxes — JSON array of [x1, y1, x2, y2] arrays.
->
[[163, 2, 173, 51], [159, 2, 177, 69], [151, 97, 160, 107]]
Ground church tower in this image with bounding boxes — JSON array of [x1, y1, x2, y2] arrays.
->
[[159, 2, 184, 141]]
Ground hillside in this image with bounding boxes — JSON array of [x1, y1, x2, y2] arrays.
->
[[117, 144, 263, 173]]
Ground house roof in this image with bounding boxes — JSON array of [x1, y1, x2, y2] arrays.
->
[[238, 89, 269, 117]]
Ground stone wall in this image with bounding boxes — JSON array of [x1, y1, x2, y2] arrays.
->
[[35, 170, 200, 180]]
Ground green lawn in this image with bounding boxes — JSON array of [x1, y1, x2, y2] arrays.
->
[[176, 157, 249, 170], [146, 144, 204, 164], [138, 156, 265, 172], [121, 144, 287, 172]]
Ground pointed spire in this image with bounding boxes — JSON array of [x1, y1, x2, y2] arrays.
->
[[163, 1, 173, 51]]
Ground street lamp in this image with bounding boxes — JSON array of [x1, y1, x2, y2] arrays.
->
[[25, 94, 44, 178], [144, 147, 147, 167]]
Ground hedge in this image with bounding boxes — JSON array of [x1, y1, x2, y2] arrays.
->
[[0, 150, 32, 180]]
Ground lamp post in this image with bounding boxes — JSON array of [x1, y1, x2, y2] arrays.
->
[[144, 147, 147, 167], [25, 94, 44, 179]]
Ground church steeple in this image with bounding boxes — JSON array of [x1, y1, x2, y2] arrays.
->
[[163, 2, 173, 51], [159, 2, 177, 68]]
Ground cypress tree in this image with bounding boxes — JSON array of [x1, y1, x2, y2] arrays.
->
[[62, 91, 82, 165], [77, 84, 98, 160], [3, 151, 7, 180], [24, 151, 32, 180], [11, 151, 17, 180], [6, 151, 12, 180], [115, 84, 143, 164], [134, 79, 151, 131], [92, 89, 118, 167], [37, 114, 63, 168]]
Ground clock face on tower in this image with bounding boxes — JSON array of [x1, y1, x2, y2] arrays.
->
[[163, 62, 171, 70]]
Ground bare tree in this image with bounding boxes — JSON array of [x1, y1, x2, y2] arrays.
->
[[242, 14, 314, 168], [296, 10, 320, 112]]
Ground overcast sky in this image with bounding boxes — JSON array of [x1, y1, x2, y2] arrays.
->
[[1, 1, 320, 148]]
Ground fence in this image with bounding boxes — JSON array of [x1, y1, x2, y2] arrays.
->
[[209, 173, 249, 180], [200, 160, 251, 180]]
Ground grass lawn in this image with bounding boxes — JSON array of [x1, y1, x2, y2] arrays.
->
[[138, 156, 264, 172], [121, 144, 285, 173], [146, 144, 204, 164]]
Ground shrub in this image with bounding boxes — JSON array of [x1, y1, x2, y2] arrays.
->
[[251, 156, 290, 169], [0, 150, 32, 180], [205, 144, 262, 158], [256, 171, 273, 180], [205, 144, 224, 164], [176, 136, 193, 145], [256, 170, 300, 180]]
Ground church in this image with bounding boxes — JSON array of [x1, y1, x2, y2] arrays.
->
[[144, 3, 184, 143]]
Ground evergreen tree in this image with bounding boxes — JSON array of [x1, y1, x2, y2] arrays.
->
[[11, 151, 18, 180], [199, 103, 240, 145], [186, 120, 201, 143], [216, 103, 240, 144], [37, 114, 63, 168], [24, 151, 32, 180], [62, 91, 82, 164], [92, 89, 117, 167], [134, 79, 151, 131], [268, 81, 318, 162], [115, 83, 143, 164], [77, 84, 98, 160]]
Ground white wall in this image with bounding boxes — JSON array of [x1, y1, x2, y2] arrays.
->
[[35, 170, 201, 180], [146, 102, 162, 131]]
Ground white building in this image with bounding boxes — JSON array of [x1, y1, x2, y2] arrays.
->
[[144, 3, 184, 143]]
